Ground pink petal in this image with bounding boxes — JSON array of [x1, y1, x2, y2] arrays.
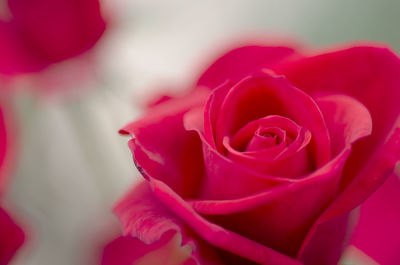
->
[[202, 81, 235, 147], [297, 94, 374, 262], [350, 173, 400, 265], [197, 45, 300, 89], [277, 46, 400, 219], [316, 94, 372, 156], [0, 207, 25, 265], [101, 233, 200, 265], [148, 178, 302, 265], [113, 181, 225, 265], [114, 182, 182, 244], [120, 88, 209, 198], [298, 212, 352, 265]]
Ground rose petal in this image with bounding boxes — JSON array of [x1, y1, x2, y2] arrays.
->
[[203, 81, 234, 147], [316, 94, 373, 156], [278, 46, 400, 217], [0, 207, 25, 265], [114, 182, 181, 244], [197, 45, 300, 89], [297, 212, 352, 265], [101, 233, 197, 265], [350, 173, 400, 265], [297, 94, 376, 262], [120, 88, 209, 198], [148, 178, 302, 265], [113, 181, 229, 265]]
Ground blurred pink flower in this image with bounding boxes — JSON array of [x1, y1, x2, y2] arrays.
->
[[0, 101, 25, 265], [0, 0, 106, 75], [0, 100, 17, 196], [0, 207, 25, 265]]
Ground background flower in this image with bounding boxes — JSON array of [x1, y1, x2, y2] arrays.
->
[[0, 0, 106, 75], [0, 100, 25, 265]]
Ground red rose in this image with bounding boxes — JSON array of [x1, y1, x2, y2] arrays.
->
[[112, 43, 400, 264]]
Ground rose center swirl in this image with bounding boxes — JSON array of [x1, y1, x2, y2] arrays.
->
[[222, 115, 312, 177]]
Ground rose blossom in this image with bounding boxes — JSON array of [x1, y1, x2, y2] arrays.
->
[[0, 100, 25, 265], [110, 43, 400, 264]]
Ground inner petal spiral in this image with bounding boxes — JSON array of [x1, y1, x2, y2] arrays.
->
[[246, 127, 285, 152], [223, 115, 313, 177]]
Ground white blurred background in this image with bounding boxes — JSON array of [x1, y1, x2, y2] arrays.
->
[[4, 0, 400, 264]]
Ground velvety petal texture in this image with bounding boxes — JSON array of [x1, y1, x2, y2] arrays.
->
[[113, 181, 224, 265], [120, 88, 210, 198], [197, 45, 300, 89], [101, 233, 197, 265], [119, 42, 400, 265], [350, 173, 400, 265], [0, 0, 106, 74]]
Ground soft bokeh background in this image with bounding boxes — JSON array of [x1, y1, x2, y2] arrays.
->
[[4, 0, 400, 264]]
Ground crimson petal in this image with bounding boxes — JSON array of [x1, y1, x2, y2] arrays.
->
[[197, 45, 300, 89]]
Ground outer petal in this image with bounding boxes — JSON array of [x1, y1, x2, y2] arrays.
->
[[296, 94, 373, 263], [315, 94, 372, 157], [113, 181, 223, 265], [0, 207, 25, 265], [120, 88, 210, 198], [277, 46, 400, 220], [197, 45, 300, 89], [148, 178, 301, 265], [350, 173, 400, 265], [101, 233, 198, 265]]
